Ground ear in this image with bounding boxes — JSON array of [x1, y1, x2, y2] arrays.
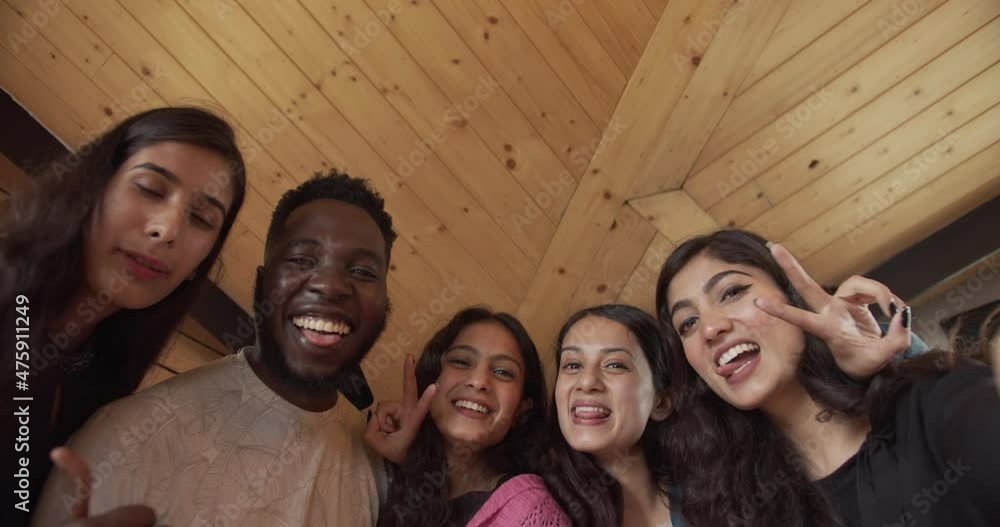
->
[[649, 392, 673, 422]]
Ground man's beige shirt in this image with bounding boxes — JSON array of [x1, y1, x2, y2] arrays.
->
[[34, 349, 385, 526]]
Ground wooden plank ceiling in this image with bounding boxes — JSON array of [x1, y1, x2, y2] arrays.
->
[[2, 0, 998, 398]]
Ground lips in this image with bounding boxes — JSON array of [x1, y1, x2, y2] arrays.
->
[[452, 397, 493, 419], [713, 340, 761, 380], [570, 400, 612, 425], [290, 313, 354, 349], [120, 249, 169, 280]]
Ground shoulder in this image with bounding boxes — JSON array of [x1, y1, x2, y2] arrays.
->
[[470, 474, 570, 526], [75, 354, 243, 442], [895, 356, 993, 411], [886, 356, 998, 442]]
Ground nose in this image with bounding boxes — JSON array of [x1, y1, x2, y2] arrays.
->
[[574, 366, 604, 393], [699, 308, 733, 344], [466, 364, 492, 392], [307, 264, 353, 300], [145, 203, 184, 247]]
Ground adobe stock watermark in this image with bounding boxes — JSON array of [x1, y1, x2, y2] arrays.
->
[[383, 75, 501, 191], [6, 0, 61, 54], [544, 0, 589, 28], [510, 115, 628, 233], [715, 85, 833, 201], [843, 127, 957, 244], [914, 252, 999, 346], [878, 0, 929, 42], [671, 0, 753, 73], [359, 277, 469, 384]]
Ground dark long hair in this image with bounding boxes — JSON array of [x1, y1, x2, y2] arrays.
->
[[654, 229, 951, 526], [378, 306, 549, 527], [1, 106, 246, 402], [544, 304, 676, 527]]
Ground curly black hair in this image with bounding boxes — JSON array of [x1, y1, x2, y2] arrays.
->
[[265, 169, 397, 263]]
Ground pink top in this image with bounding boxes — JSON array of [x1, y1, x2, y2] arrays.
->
[[466, 474, 571, 527]]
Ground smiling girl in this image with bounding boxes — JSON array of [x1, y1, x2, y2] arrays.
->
[[545, 304, 684, 527], [366, 307, 569, 526], [657, 229, 1000, 526]]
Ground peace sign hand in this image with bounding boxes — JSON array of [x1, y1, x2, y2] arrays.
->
[[363, 355, 437, 464], [50, 447, 155, 526], [753, 243, 911, 380]]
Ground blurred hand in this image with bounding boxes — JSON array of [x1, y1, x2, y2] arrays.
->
[[50, 447, 155, 527], [754, 243, 911, 380], [363, 355, 437, 464]]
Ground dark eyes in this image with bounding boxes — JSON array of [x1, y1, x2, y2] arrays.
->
[[136, 184, 216, 229], [136, 184, 163, 198], [493, 368, 515, 379], [676, 284, 752, 335], [447, 357, 516, 379], [283, 258, 378, 280], [722, 284, 751, 302], [559, 360, 628, 372], [287, 256, 315, 268], [351, 267, 379, 280]]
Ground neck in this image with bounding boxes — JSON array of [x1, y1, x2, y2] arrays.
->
[[762, 380, 870, 479], [50, 286, 119, 352], [245, 346, 340, 412], [597, 448, 671, 527], [443, 440, 499, 499]]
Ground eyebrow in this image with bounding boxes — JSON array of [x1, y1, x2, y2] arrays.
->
[[669, 270, 752, 319], [559, 345, 634, 358], [132, 162, 228, 218]]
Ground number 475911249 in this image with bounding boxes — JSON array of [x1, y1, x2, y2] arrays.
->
[[14, 294, 30, 386]]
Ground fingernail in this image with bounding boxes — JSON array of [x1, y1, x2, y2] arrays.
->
[[889, 301, 898, 317], [765, 241, 774, 249], [902, 306, 911, 330]]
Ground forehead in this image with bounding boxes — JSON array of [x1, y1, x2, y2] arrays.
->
[[563, 316, 637, 349], [123, 141, 234, 207], [276, 199, 385, 252], [451, 322, 523, 362]]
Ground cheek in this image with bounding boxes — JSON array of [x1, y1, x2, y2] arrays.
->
[[682, 341, 711, 375], [499, 382, 524, 414]]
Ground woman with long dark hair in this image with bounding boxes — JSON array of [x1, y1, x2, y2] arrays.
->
[[544, 304, 685, 527], [657, 229, 1000, 526], [366, 306, 569, 526], [1, 106, 247, 522]]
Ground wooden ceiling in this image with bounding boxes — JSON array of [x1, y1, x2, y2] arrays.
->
[[2, 0, 998, 398]]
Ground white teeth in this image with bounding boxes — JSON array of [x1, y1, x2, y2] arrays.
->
[[717, 342, 760, 367], [454, 400, 490, 414], [292, 316, 351, 335], [573, 406, 611, 416]]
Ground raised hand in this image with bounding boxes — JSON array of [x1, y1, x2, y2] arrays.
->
[[753, 243, 911, 380], [50, 447, 155, 526], [363, 355, 437, 464]]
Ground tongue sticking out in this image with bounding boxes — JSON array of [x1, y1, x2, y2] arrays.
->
[[301, 328, 343, 348], [717, 349, 760, 378]]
